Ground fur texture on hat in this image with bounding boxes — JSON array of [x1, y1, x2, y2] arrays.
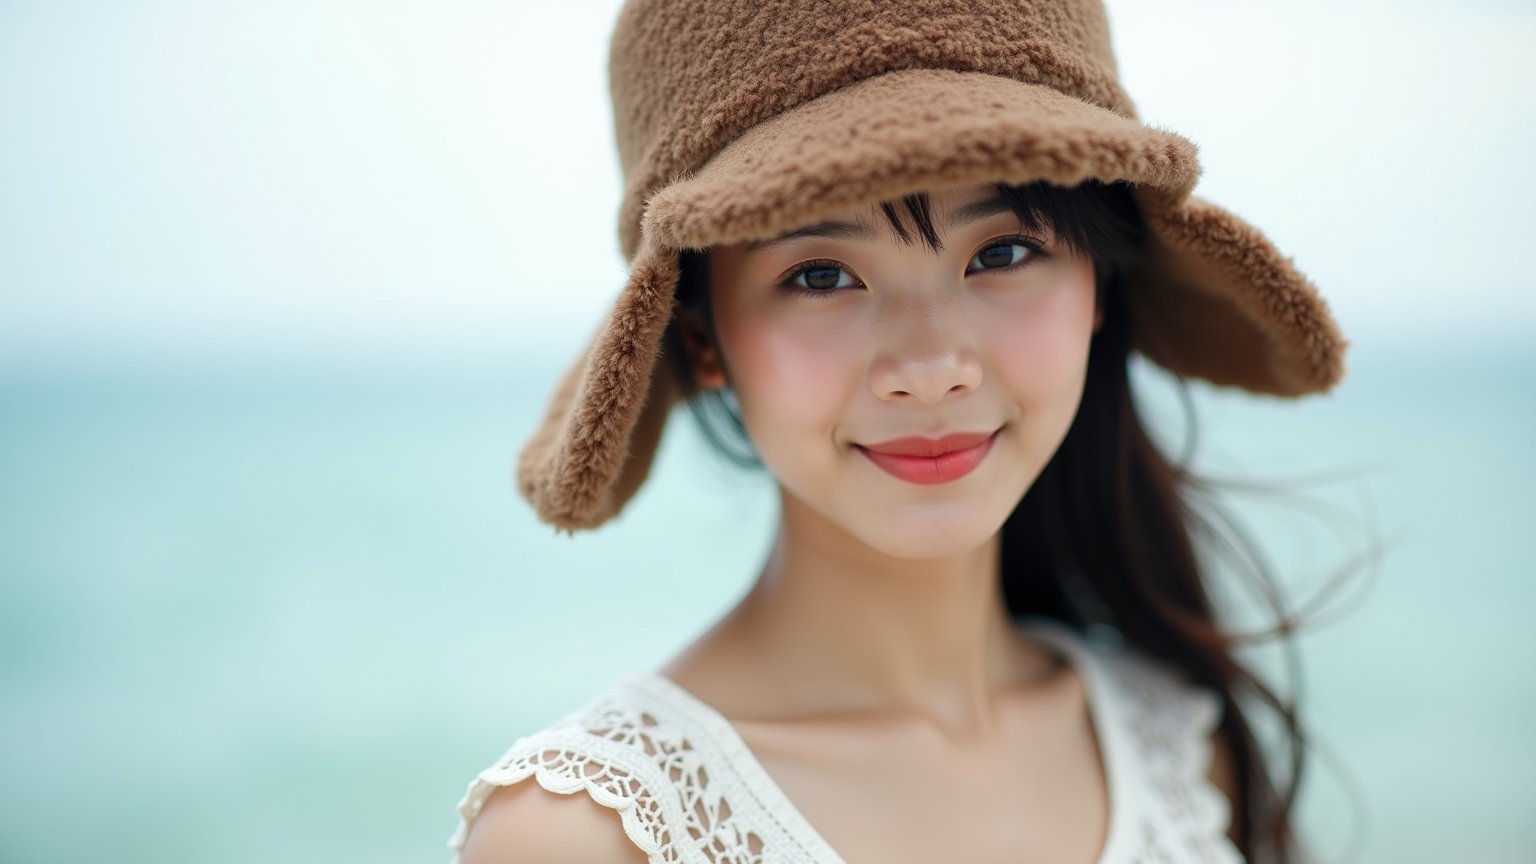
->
[[516, 0, 1349, 531]]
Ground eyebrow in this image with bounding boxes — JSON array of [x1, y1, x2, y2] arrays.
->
[[745, 193, 1019, 252]]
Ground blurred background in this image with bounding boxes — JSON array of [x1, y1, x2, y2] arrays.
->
[[2, 0, 1532, 862]]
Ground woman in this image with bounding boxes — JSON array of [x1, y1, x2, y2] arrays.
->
[[450, 1, 1348, 861]]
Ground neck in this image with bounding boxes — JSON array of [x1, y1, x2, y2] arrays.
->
[[717, 485, 1055, 739]]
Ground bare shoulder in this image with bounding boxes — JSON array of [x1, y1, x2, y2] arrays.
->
[[457, 780, 652, 864]]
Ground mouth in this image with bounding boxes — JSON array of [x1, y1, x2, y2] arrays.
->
[[854, 428, 1001, 485]]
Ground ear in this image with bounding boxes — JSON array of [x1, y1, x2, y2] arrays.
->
[[675, 309, 727, 389]]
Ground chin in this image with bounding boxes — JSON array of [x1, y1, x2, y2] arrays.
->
[[848, 502, 1013, 561]]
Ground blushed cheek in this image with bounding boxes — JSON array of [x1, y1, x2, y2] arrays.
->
[[982, 283, 1097, 407], [723, 315, 861, 457]]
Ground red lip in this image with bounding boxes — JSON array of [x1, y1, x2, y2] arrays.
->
[[860, 430, 997, 457], [855, 429, 1000, 485]]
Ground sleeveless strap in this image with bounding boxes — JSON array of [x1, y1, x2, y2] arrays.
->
[[1093, 644, 1244, 863], [1018, 616, 1242, 862]]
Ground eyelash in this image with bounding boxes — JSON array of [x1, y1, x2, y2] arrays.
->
[[777, 235, 1047, 300]]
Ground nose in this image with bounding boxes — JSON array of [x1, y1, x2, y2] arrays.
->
[[867, 291, 983, 404]]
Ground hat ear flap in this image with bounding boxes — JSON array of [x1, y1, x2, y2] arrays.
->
[[1128, 193, 1348, 396], [516, 244, 683, 531]]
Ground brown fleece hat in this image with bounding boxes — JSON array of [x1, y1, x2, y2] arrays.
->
[[518, 0, 1349, 532]]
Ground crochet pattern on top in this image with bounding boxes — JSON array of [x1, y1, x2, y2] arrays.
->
[[448, 629, 1242, 864]]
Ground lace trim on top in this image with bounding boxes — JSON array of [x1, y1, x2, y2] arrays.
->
[[1089, 644, 1243, 863], [446, 681, 821, 863], [448, 619, 1243, 863]]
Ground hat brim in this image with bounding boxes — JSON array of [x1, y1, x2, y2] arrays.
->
[[640, 68, 1202, 251], [518, 69, 1347, 530]]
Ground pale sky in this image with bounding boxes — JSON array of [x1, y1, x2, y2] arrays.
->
[[1, 0, 1532, 373]]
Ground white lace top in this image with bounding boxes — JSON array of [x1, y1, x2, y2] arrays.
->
[[447, 617, 1243, 863]]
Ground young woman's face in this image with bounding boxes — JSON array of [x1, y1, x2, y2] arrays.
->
[[696, 183, 1101, 559]]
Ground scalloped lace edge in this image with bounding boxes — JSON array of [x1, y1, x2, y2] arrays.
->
[[447, 749, 670, 864]]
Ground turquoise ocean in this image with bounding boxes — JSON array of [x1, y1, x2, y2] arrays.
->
[[1, 346, 1531, 864]]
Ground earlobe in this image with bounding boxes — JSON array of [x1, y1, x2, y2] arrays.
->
[[694, 351, 726, 389], [676, 314, 727, 389]]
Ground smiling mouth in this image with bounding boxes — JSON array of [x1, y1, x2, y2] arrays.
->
[[854, 428, 1001, 485]]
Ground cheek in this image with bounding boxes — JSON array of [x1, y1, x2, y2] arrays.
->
[[981, 269, 1098, 403], [717, 306, 861, 450]]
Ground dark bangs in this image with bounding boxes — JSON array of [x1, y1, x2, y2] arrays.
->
[[873, 179, 1149, 280]]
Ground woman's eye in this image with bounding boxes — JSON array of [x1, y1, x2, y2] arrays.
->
[[967, 240, 1033, 273], [786, 262, 857, 293]]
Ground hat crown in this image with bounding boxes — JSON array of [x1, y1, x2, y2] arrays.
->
[[519, 0, 1346, 532], [608, 0, 1134, 257]]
